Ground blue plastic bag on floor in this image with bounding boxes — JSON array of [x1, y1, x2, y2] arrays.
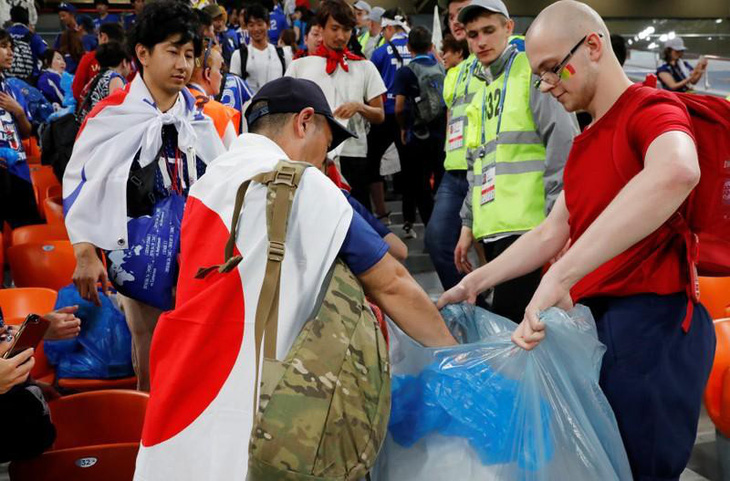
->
[[44, 284, 133, 379], [373, 303, 632, 481]]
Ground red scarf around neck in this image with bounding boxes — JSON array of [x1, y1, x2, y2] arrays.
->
[[312, 45, 364, 75]]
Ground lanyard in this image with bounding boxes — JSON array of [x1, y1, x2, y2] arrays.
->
[[480, 50, 517, 147], [452, 57, 478, 105]]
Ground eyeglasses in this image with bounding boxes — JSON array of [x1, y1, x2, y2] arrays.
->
[[534, 33, 602, 90]]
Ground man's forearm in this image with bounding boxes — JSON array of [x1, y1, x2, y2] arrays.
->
[[360, 256, 456, 347], [359, 102, 385, 124], [16, 112, 32, 139]]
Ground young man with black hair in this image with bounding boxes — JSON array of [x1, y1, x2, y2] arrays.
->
[[72, 22, 125, 102], [93, 0, 120, 31], [6, 6, 47, 84], [293, 21, 323, 59], [230, 4, 292, 93], [286, 0, 386, 212], [64, 0, 226, 392], [394, 25, 445, 236], [367, 8, 412, 224], [0, 28, 42, 230]]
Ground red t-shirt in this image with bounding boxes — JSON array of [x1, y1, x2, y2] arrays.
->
[[72, 51, 100, 102], [565, 84, 696, 301]]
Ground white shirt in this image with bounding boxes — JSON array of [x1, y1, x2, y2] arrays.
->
[[229, 43, 292, 93], [286, 56, 387, 158]]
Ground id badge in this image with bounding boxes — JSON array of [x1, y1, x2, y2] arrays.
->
[[447, 118, 465, 151], [480, 163, 496, 206]]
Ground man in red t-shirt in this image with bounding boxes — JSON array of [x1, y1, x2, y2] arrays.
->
[[71, 22, 124, 102], [438, 1, 715, 479]]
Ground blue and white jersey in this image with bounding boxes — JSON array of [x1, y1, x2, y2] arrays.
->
[[0, 75, 31, 182], [93, 13, 120, 31], [268, 4, 289, 44], [370, 33, 412, 115], [219, 73, 254, 130]]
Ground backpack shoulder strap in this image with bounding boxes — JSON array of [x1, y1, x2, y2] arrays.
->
[[239, 43, 249, 79], [275, 46, 286, 75], [194, 159, 310, 417]]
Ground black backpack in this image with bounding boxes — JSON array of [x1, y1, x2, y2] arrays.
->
[[7, 31, 37, 84], [41, 72, 107, 182], [237, 44, 286, 80], [406, 61, 447, 128]]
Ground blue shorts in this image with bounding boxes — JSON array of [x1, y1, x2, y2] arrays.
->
[[582, 293, 715, 481]]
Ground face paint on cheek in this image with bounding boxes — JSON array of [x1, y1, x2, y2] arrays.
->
[[560, 63, 576, 81]]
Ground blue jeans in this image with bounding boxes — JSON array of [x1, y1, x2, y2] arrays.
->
[[424, 170, 469, 291]]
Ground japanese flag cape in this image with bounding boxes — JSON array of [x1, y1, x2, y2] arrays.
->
[[134, 133, 354, 480], [62, 74, 226, 250]]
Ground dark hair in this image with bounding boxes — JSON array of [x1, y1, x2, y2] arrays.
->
[[77, 14, 95, 33], [96, 40, 130, 68], [194, 8, 213, 29], [99, 22, 125, 42], [127, 0, 202, 71], [304, 21, 318, 37], [94, 0, 110, 5], [441, 33, 468, 59], [9, 6, 30, 25], [245, 4, 270, 24], [41, 48, 61, 69], [0, 29, 10, 47], [408, 26, 432, 54], [610, 34, 627, 66], [316, 0, 356, 30]]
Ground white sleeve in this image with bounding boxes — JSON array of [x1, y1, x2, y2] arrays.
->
[[364, 60, 387, 103], [230, 49, 242, 78], [285, 58, 298, 77], [283, 46, 293, 69]]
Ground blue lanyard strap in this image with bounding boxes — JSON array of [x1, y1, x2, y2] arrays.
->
[[480, 51, 517, 146]]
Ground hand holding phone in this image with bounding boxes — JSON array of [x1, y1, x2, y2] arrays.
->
[[3, 315, 50, 360]]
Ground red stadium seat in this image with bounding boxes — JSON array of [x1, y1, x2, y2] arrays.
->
[[8, 241, 76, 291], [11, 224, 68, 246], [9, 390, 148, 481]]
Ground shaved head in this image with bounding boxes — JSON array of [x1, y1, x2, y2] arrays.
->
[[525, 0, 630, 118]]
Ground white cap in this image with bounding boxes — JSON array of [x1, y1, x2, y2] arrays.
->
[[457, 0, 510, 24], [369, 6, 385, 23], [353, 1, 372, 13], [664, 37, 687, 51]]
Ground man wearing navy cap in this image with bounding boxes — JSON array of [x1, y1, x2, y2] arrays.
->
[[134, 76, 455, 479]]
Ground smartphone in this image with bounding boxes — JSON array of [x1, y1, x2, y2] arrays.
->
[[3, 314, 50, 359]]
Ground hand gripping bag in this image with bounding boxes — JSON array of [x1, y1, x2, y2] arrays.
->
[[373, 303, 632, 481], [44, 284, 133, 379]]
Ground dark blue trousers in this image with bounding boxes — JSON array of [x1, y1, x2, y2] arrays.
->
[[583, 293, 716, 481]]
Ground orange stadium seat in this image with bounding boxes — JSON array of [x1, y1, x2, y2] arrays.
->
[[8, 241, 76, 291], [47, 184, 62, 199], [11, 224, 68, 246], [705, 319, 730, 438], [30, 165, 61, 219], [43, 196, 65, 226], [9, 390, 149, 481], [699, 277, 730, 320], [0, 287, 57, 319]]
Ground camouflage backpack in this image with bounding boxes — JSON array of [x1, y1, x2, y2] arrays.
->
[[199, 160, 391, 480]]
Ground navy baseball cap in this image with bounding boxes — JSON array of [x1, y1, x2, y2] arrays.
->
[[58, 2, 77, 14], [245, 77, 357, 150]]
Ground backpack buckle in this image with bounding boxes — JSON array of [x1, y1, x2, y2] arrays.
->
[[272, 167, 297, 187], [268, 241, 285, 262]]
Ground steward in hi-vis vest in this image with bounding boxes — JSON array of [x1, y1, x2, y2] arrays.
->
[[456, 0, 578, 323]]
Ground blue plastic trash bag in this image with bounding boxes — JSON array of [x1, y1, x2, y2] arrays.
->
[[61, 72, 76, 110], [6, 77, 55, 125], [0, 147, 20, 166], [44, 284, 133, 379], [106, 194, 184, 310], [373, 303, 632, 481]]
